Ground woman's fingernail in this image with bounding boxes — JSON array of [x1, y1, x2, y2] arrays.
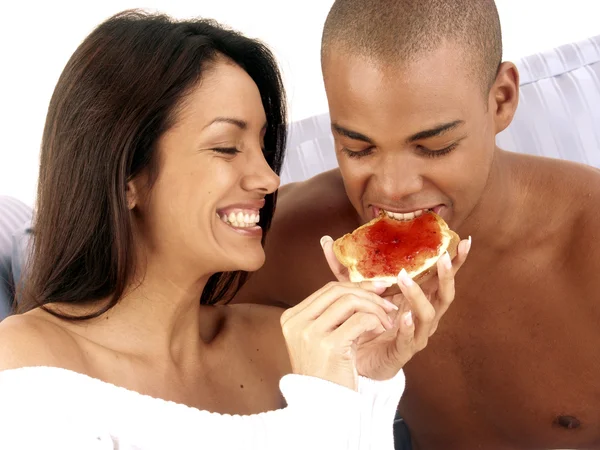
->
[[398, 268, 413, 287], [403, 311, 413, 327], [466, 236, 472, 253], [387, 315, 395, 329], [443, 251, 452, 270], [373, 280, 393, 289], [384, 299, 399, 311], [320, 236, 332, 248]]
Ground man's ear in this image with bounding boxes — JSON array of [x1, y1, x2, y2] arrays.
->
[[490, 62, 520, 134]]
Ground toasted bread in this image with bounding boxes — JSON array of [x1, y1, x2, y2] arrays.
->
[[333, 211, 460, 293]]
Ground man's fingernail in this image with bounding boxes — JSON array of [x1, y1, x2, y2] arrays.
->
[[443, 251, 452, 270], [403, 311, 413, 327], [320, 236, 332, 248], [398, 269, 413, 287]]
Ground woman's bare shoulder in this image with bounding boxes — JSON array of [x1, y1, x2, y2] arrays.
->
[[0, 311, 87, 372], [226, 304, 291, 374]]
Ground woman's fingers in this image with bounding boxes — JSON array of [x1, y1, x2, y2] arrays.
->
[[329, 312, 388, 346], [313, 294, 395, 333], [321, 235, 350, 281], [397, 269, 436, 350]]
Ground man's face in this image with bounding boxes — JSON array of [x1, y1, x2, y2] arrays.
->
[[322, 44, 501, 230]]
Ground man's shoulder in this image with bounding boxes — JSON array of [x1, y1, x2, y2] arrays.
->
[[275, 169, 355, 231], [516, 152, 600, 190], [267, 169, 358, 260], [564, 164, 600, 271], [538, 156, 600, 211], [522, 154, 600, 274], [0, 312, 85, 372], [510, 152, 600, 207]]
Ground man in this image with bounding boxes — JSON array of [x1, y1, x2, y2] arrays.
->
[[234, 0, 600, 449]]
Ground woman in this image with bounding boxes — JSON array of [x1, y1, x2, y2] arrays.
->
[[0, 10, 469, 449]]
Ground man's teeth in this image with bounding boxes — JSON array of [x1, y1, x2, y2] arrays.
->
[[219, 211, 260, 228], [383, 209, 426, 221]]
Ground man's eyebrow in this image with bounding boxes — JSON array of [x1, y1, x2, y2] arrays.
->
[[407, 120, 464, 143], [331, 120, 464, 145], [331, 123, 374, 144]]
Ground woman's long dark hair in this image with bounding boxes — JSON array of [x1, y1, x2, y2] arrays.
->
[[18, 10, 287, 319]]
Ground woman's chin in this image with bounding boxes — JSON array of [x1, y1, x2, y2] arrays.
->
[[215, 250, 266, 274], [238, 254, 266, 273]]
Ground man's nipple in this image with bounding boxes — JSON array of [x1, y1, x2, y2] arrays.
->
[[554, 415, 581, 429]]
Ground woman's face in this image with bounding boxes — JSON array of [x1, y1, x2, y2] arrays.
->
[[131, 59, 280, 276]]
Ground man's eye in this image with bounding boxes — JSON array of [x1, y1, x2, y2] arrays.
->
[[341, 147, 374, 159], [417, 143, 458, 158]]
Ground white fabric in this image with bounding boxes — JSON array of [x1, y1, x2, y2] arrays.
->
[[281, 34, 600, 185], [496, 34, 600, 166], [0, 366, 405, 450]]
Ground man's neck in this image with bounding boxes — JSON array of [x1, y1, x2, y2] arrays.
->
[[458, 149, 525, 250]]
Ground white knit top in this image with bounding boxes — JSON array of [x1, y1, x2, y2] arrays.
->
[[0, 366, 405, 450]]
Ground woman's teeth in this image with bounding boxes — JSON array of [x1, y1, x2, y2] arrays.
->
[[218, 211, 260, 228]]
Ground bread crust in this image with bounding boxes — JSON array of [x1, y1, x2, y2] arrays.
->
[[333, 212, 460, 294]]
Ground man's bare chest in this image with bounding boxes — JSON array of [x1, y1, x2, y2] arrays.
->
[[399, 264, 600, 449]]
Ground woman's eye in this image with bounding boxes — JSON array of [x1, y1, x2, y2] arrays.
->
[[212, 147, 240, 155]]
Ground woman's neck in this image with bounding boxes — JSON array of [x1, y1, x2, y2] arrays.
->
[[66, 256, 220, 367]]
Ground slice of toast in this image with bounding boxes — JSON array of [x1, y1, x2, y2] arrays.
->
[[333, 211, 460, 292]]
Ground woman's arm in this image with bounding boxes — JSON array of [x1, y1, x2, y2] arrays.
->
[[0, 367, 405, 450]]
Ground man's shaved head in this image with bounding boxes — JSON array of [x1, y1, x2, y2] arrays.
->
[[322, 0, 502, 94]]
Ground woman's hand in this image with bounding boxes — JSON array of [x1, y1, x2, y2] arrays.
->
[[280, 281, 399, 391], [320, 235, 471, 380]]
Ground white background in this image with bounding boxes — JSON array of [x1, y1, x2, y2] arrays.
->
[[1, 0, 599, 207]]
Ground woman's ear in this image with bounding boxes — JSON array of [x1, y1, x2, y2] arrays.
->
[[126, 179, 139, 210]]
